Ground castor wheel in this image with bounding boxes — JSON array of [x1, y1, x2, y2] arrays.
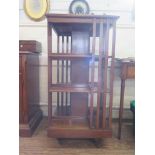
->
[[58, 138, 64, 145], [91, 138, 103, 148]]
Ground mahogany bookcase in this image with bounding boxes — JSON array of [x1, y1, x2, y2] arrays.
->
[[46, 14, 119, 138]]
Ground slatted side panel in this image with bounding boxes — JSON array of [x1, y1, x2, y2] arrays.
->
[[54, 35, 72, 116]]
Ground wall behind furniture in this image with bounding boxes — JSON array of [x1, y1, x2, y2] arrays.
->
[[19, 0, 135, 118]]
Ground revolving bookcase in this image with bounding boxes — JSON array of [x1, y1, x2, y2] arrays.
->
[[46, 14, 119, 138]]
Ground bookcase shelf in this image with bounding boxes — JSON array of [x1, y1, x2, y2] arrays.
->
[[49, 83, 110, 93], [49, 53, 112, 60]]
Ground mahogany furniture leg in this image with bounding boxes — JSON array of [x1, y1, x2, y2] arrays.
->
[[118, 61, 135, 139], [118, 79, 125, 139]]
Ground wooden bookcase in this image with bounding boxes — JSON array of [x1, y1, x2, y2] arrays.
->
[[46, 14, 119, 138]]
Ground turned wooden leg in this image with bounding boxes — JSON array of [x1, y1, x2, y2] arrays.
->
[[118, 79, 125, 139]]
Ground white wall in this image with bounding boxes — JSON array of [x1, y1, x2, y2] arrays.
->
[[19, 0, 135, 118]]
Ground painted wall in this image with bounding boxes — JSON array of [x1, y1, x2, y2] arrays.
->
[[19, 0, 135, 118]]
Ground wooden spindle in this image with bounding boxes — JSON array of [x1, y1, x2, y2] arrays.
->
[[57, 36, 60, 114], [66, 36, 69, 114], [109, 21, 116, 128], [48, 23, 52, 125], [102, 20, 110, 129], [61, 36, 64, 114], [69, 36, 72, 113], [90, 18, 96, 128], [96, 19, 104, 128]]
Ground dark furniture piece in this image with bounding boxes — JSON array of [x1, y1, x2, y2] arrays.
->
[[118, 61, 135, 139], [46, 14, 119, 138], [19, 40, 42, 137]]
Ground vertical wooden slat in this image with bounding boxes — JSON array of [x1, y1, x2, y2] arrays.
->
[[57, 36, 60, 113], [102, 20, 110, 129], [61, 36, 64, 113], [66, 36, 69, 114], [118, 78, 125, 139], [109, 21, 116, 128], [69, 36, 72, 113], [21, 55, 28, 123], [90, 18, 96, 128], [48, 23, 52, 125], [96, 19, 104, 128]]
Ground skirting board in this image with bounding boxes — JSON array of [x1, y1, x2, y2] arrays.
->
[[19, 109, 43, 137]]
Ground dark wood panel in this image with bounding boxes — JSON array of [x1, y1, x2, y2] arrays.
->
[[19, 40, 42, 137], [19, 40, 41, 53], [48, 128, 112, 138], [26, 54, 40, 121], [70, 31, 90, 116], [121, 62, 135, 79]]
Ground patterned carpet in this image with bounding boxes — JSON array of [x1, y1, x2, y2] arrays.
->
[[20, 118, 135, 155]]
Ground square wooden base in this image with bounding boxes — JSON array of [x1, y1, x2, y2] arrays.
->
[[47, 128, 112, 138], [47, 118, 112, 138]]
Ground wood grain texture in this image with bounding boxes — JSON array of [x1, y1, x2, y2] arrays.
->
[[47, 14, 119, 138], [19, 50, 43, 137]]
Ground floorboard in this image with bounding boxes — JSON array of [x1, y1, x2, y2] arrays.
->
[[20, 117, 135, 155]]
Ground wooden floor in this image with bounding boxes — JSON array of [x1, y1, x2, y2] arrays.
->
[[20, 118, 135, 155]]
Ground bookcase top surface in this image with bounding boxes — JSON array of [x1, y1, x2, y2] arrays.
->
[[46, 14, 119, 36], [46, 13, 119, 20]]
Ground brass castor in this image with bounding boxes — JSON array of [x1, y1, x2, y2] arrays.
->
[[91, 138, 103, 148]]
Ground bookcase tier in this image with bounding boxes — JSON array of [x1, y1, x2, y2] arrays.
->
[[49, 53, 113, 60], [49, 83, 110, 93]]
